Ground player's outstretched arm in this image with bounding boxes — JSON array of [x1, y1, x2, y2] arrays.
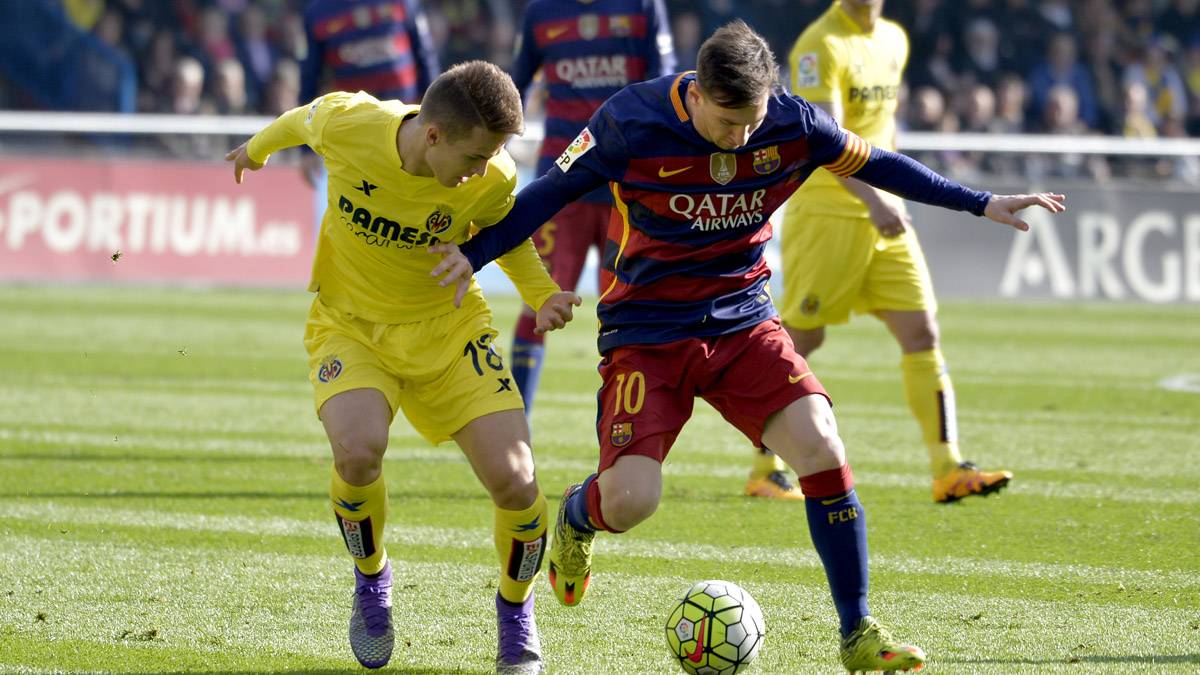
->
[[225, 142, 264, 184], [848, 146, 1068, 229], [534, 292, 583, 335], [982, 193, 1067, 231]]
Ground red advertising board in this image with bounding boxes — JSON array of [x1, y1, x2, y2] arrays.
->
[[0, 157, 314, 285]]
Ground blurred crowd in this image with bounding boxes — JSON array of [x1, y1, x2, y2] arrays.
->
[[2, 0, 1198, 179]]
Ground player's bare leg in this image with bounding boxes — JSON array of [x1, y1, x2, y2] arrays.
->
[[742, 327, 829, 501], [454, 410, 547, 674], [879, 309, 1012, 503], [763, 394, 926, 672], [322, 388, 395, 669]]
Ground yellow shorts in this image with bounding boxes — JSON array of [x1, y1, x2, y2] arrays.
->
[[779, 209, 936, 330], [303, 295, 524, 444]]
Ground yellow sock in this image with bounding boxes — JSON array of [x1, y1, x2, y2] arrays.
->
[[494, 490, 548, 603], [751, 448, 788, 478], [331, 465, 388, 575], [900, 349, 964, 478]]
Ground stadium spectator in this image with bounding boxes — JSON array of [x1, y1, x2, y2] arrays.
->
[[1082, 18, 1123, 134], [212, 58, 249, 115], [1122, 80, 1158, 138], [1123, 39, 1189, 133], [137, 29, 179, 113], [958, 16, 1002, 88], [1184, 39, 1200, 135], [1028, 32, 1100, 130], [262, 58, 302, 115], [234, 4, 277, 108], [1030, 84, 1110, 181], [992, 74, 1029, 134], [196, 6, 237, 65]]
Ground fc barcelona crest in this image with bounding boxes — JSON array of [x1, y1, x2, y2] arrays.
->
[[709, 152, 736, 185], [578, 14, 599, 40], [753, 146, 781, 175], [609, 15, 632, 37], [611, 422, 634, 447]]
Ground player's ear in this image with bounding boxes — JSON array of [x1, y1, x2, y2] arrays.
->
[[425, 124, 441, 147]]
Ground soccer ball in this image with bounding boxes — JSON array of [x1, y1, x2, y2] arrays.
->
[[664, 580, 765, 674]]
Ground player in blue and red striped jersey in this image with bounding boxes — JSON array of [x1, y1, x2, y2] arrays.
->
[[431, 21, 1065, 672], [301, 0, 439, 105], [507, 0, 675, 419]]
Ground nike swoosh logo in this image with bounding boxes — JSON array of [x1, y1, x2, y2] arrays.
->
[[658, 165, 691, 178], [547, 26, 568, 39], [821, 492, 851, 506], [788, 372, 812, 384], [687, 616, 707, 662]]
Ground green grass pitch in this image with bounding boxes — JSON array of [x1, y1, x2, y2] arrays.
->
[[1, 286, 1197, 673]]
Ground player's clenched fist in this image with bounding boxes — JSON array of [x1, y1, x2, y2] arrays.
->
[[225, 142, 264, 184], [534, 292, 582, 335]]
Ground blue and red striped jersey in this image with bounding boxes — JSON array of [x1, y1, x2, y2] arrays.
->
[[461, 72, 991, 353], [301, 0, 439, 103], [512, 0, 675, 203]]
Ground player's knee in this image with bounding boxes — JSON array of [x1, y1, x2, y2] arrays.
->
[[904, 322, 938, 352], [486, 469, 539, 511], [600, 488, 659, 531], [794, 413, 845, 464], [330, 433, 387, 483]]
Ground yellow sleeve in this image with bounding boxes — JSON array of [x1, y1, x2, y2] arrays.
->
[[789, 31, 842, 103], [245, 93, 349, 164], [495, 238, 561, 312], [471, 170, 561, 312]]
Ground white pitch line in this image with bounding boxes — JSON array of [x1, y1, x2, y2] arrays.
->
[[4, 503, 1196, 592], [1159, 374, 1200, 394]]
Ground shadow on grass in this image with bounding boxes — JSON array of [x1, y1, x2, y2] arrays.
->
[[943, 654, 1200, 666]]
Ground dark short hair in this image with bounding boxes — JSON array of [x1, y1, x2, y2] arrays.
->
[[696, 20, 779, 107], [419, 61, 524, 139]]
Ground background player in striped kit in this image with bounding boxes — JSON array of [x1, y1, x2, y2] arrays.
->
[[507, 0, 675, 419]]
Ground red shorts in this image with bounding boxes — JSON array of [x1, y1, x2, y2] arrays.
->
[[532, 200, 610, 292], [595, 318, 830, 472]]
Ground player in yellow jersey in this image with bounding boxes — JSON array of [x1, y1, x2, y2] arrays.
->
[[775, 0, 1012, 504], [226, 61, 581, 673]]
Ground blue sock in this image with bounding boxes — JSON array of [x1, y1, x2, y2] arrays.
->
[[803, 487, 870, 637], [510, 338, 545, 414], [564, 474, 597, 534]]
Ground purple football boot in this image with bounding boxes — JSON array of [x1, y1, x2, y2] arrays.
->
[[349, 562, 394, 669], [496, 592, 544, 674]]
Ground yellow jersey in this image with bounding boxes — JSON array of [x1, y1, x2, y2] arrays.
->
[[787, 2, 908, 218], [247, 91, 559, 323]]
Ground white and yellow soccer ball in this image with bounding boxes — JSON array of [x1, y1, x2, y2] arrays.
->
[[665, 580, 765, 674]]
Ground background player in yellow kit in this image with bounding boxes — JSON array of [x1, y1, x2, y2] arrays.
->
[[780, 0, 1013, 503], [225, 61, 580, 672]]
